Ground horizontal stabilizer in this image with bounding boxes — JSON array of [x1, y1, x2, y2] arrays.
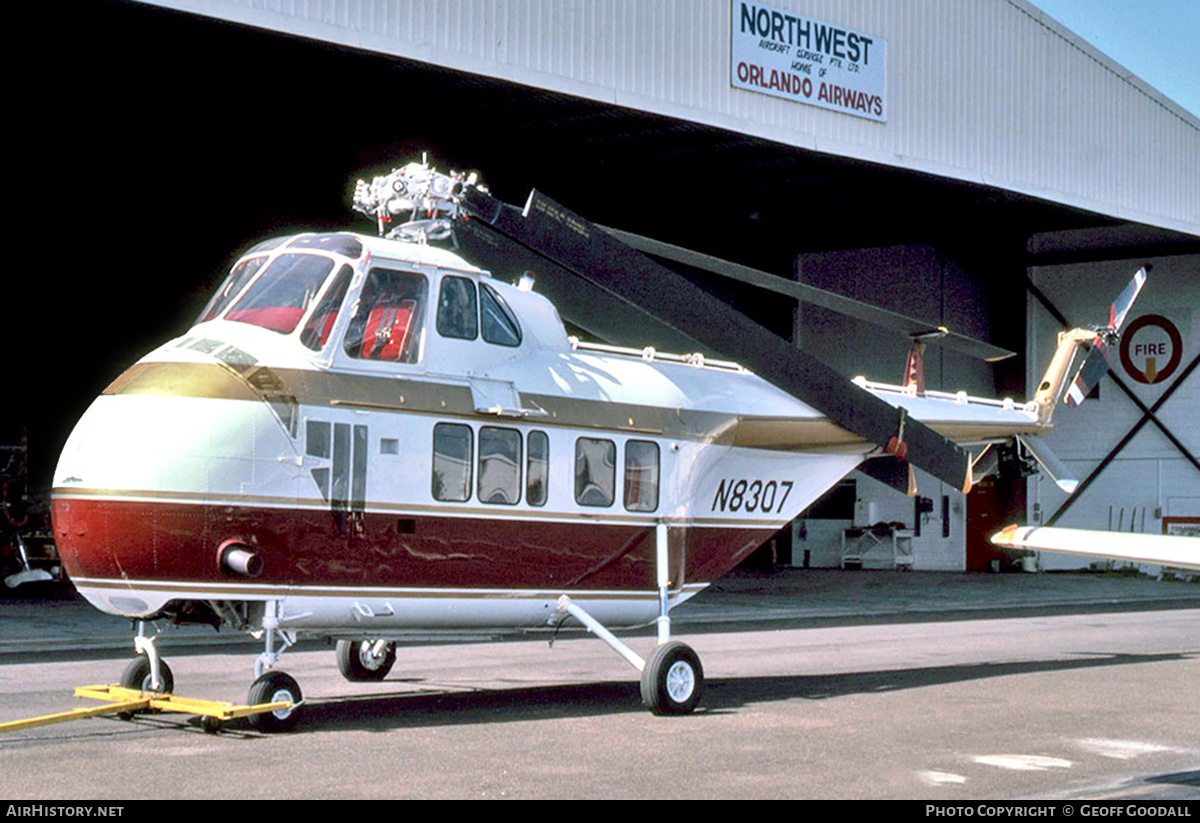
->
[[1017, 436, 1077, 494], [992, 525, 1200, 570]]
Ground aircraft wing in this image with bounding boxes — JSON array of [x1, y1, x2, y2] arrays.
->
[[991, 525, 1200, 570]]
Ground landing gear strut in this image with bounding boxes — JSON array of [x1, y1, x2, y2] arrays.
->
[[247, 600, 302, 732], [552, 522, 704, 715]]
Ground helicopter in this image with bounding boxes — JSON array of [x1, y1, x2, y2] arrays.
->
[[49, 158, 1147, 731]]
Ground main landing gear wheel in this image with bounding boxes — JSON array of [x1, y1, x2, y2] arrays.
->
[[117, 656, 174, 720], [247, 670, 303, 733], [336, 639, 397, 681], [640, 641, 703, 716]]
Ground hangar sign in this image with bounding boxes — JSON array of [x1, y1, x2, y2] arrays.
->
[[731, 0, 887, 122]]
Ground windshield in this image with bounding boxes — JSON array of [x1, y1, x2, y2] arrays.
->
[[225, 253, 337, 334], [196, 256, 268, 324]]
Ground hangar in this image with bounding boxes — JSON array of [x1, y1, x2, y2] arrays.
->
[[22, 0, 1199, 572]]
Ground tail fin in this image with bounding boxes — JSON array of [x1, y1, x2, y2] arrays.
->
[[1031, 265, 1149, 425]]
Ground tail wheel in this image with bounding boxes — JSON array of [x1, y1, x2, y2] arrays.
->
[[640, 641, 703, 716], [247, 670, 303, 733], [336, 639, 397, 682]]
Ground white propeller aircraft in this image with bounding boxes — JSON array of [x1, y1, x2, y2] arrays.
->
[[49, 158, 1148, 731]]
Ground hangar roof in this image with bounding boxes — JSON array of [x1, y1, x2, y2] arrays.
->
[[143, 0, 1198, 238]]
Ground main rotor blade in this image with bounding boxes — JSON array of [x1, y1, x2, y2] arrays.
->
[[603, 227, 1016, 363], [454, 214, 708, 354], [460, 188, 972, 491]]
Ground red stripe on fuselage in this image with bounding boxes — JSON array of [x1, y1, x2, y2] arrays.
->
[[52, 498, 773, 593]]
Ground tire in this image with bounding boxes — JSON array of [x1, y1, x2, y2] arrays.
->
[[640, 641, 703, 716], [117, 657, 173, 720], [336, 639, 397, 681], [247, 670, 303, 733], [120, 656, 174, 693]]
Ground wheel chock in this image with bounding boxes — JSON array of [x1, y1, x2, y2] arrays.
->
[[0, 684, 292, 734]]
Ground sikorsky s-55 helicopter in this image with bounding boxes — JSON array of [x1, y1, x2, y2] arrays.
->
[[50, 158, 1150, 731]]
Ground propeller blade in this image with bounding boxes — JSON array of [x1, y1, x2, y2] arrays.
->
[[460, 187, 972, 491]]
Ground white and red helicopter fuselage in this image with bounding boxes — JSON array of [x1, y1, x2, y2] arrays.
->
[[52, 232, 1042, 634], [47, 213, 1072, 727]]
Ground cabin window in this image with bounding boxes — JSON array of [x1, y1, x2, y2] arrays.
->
[[197, 255, 268, 324], [432, 423, 473, 502], [623, 440, 660, 512], [306, 420, 331, 458], [226, 253, 337, 334], [478, 426, 521, 505], [343, 268, 427, 363], [575, 437, 616, 507], [437, 276, 478, 340], [306, 420, 331, 501], [480, 283, 522, 347], [300, 265, 353, 351], [527, 431, 549, 507]]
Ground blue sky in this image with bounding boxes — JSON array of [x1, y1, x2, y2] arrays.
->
[[1027, 0, 1200, 118]]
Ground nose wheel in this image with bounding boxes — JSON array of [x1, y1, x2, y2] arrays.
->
[[120, 656, 174, 694]]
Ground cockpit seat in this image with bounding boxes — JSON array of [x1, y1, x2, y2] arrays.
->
[[360, 299, 416, 361]]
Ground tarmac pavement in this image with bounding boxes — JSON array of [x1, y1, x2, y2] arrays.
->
[[2, 567, 1198, 658]]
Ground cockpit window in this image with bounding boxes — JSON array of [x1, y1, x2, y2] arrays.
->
[[480, 283, 522, 347], [343, 267, 428, 363], [437, 276, 478, 340], [226, 253, 337, 334], [300, 264, 353, 351], [197, 256, 268, 324]]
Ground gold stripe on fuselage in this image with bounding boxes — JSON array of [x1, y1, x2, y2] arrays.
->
[[103, 359, 879, 449]]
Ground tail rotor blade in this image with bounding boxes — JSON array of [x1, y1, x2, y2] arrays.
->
[[1109, 265, 1149, 331], [1064, 340, 1111, 408]]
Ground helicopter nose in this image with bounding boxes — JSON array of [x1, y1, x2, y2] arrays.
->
[[51, 357, 302, 611]]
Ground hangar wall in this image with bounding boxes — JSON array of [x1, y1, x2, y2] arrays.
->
[[145, 0, 1199, 236]]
